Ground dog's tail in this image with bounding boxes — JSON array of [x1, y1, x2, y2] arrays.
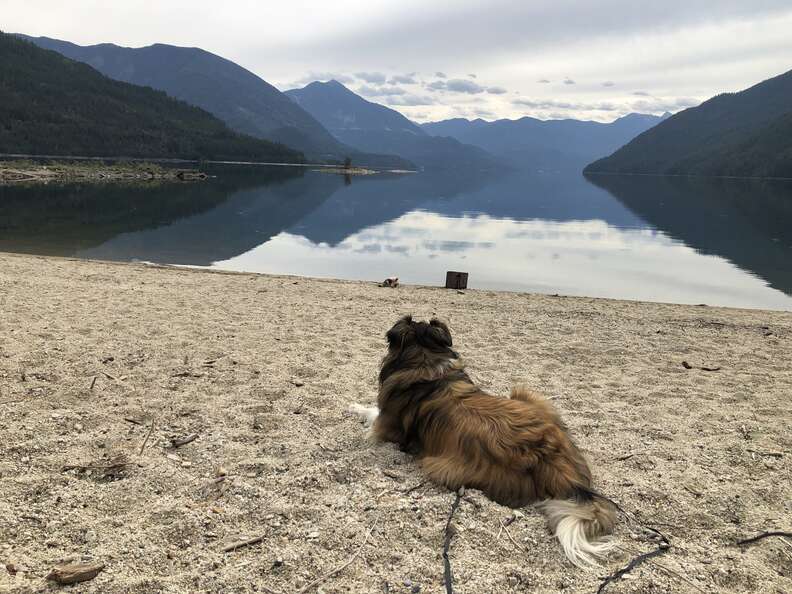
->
[[537, 490, 617, 569]]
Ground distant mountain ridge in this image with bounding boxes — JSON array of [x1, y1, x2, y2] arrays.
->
[[286, 80, 500, 171], [17, 34, 412, 169], [0, 32, 303, 162], [423, 113, 667, 172], [585, 69, 792, 178]]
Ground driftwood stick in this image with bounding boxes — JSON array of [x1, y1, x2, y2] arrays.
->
[[737, 531, 792, 546], [139, 418, 155, 455], [442, 493, 463, 594], [222, 535, 265, 553], [171, 433, 199, 448], [295, 519, 378, 594], [89, 376, 97, 390]]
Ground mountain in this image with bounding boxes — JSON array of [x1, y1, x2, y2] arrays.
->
[[585, 69, 792, 178], [17, 34, 411, 169], [422, 113, 667, 172], [286, 80, 500, 170], [0, 33, 303, 162]]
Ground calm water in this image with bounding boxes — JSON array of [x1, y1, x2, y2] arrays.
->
[[2, 165, 791, 311]]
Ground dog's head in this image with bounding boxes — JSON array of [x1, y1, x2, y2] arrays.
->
[[380, 316, 457, 383]]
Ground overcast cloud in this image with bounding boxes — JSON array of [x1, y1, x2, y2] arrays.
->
[[4, 0, 792, 122]]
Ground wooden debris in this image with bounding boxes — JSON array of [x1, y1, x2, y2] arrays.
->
[[62, 455, 129, 479], [681, 361, 721, 372], [403, 481, 426, 495], [139, 419, 156, 455], [170, 433, 199, 448], [746, 449, 784, 458], [46, 562, 105, 585], [89, 376, 97, 390], [295, 520, 377, 594], [737, 531, 792, 546], [442, 493, 463, 594], [222, 534, 265, 553]]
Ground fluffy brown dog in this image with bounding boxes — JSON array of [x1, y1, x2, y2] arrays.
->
[[350, 316, 616, 568]]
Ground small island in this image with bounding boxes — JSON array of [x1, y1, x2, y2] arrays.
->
[[0, 160, 208, 184]]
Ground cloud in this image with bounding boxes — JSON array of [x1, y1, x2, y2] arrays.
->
[[632, 91, 651, 96], [486, 86, 508, 94], [537, 79, 552, 84], [468, 73, 477, 78], [563, 78, 576, 85], [427, 80, 447, 91], [293, 71, 354, 85], [435, 71, 447, 78], [385, 94, 437, 106], [445, 79, 486, 94], [357, 85, 407, 97], [513, 98, 619, 111], [355, 71, 387, 84], [388, 74, 417, 84], [630, 97, 701, 112], [602, 81, 616, 87]]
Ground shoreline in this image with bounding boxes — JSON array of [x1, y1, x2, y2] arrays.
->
[[0, 160, 207, 184], [6, 251, 791, 315], [1, 252, 790, 593], [0, 153, 418, 174]]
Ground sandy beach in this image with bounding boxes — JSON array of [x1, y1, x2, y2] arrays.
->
[[0, 252, 790, 594]]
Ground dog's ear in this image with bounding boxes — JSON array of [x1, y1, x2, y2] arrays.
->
[[414, 319, 452, 350], [429, 318, 453, 347], [386, 315, 413, 346]]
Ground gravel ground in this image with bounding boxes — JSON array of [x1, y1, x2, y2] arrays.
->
[[0, 252, 790, 593]]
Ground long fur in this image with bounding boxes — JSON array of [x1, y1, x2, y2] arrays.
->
[[351, 315, 616, 568]]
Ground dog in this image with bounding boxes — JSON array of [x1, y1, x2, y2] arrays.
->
[[349, 315, 616, 568]]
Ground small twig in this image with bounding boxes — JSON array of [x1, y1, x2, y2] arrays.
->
[[89, 376, 97, 390], [594, 494, 671, 594], [381, 469, 402, 480], [736, 531, 792, 546], [499, 518, 523, 551], [295, 519, 378, 594], [403, 480, 426, 495], [442, 493, 463, 594], [683, 483, 703, 497], [650, 560, 707, 594], [616, 450, 646, 461], [139, 418, 155, 455], [745, 449, 784, 458], [123, 417, 144, 425], [597, 544, 669, 594], [222, 535, 265, 553], [171, 433, 199, 448]]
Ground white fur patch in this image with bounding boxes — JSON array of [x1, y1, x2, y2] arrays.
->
[[348, 403, 379, 427], [539, 499, 615, 569]]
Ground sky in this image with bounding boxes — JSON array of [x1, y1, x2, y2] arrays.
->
[[4, 1, 792, 123]]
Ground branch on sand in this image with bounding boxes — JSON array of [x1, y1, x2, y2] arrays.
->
[[442, 492, 463, 594], [295, 519, 378, 594]]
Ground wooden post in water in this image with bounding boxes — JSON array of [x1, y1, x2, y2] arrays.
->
[[445, 271, 469, 290]]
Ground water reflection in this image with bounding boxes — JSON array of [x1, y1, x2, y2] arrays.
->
[[0, 164, 790, 310]]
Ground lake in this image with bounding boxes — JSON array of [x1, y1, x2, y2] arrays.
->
[[1, 165, 791, 311]]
